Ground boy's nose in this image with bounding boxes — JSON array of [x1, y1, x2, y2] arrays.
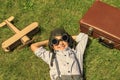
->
[[58, 41, 64, 45]]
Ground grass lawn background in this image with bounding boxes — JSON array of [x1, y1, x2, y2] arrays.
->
[[0, 0, 120, 80]]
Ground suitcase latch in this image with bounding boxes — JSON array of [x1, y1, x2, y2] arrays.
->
[[98, 36, 114, 49], [88, 27, 93, 36]]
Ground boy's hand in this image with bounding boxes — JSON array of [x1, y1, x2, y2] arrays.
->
[[72, 35, 76, 40]]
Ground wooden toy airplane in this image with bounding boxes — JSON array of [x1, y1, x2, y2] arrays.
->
[[0, 16, 39, 52]]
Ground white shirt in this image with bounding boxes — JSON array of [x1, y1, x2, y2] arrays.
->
[[34, 33, 88, 80]]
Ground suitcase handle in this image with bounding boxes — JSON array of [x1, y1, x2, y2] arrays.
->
[[98, 36, 114, 49]]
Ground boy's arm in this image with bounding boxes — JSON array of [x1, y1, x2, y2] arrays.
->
[[30, 35, 76, 52], [30, 40, 49, 52]]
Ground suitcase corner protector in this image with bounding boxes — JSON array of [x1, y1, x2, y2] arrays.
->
[[80, 19, 84, 23]]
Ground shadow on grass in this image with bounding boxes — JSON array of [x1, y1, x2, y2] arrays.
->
[[83, 37, 92, 80]]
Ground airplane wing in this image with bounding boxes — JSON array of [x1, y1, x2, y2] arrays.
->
[[1, 22, 39, 52], [0, 16, 14, 27]]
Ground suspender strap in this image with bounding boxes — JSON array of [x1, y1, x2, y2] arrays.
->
[[72, 51, 83, 78], [55, 56, 61, 77]]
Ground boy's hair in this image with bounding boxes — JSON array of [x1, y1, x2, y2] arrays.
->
[[48, 28, 76, 66]]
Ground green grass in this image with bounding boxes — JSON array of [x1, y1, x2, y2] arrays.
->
[[0, 0, 120, 80]]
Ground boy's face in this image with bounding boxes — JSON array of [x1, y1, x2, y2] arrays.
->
[[52, 36, 68, 51]]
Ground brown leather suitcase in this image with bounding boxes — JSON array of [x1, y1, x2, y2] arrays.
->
[[80, 0, 120, 50]]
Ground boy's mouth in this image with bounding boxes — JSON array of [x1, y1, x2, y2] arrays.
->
[[57, 45, 68, 50]]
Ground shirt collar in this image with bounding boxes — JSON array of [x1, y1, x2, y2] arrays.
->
[[54, 47, 71, 53], [54, 47, 76, 57]]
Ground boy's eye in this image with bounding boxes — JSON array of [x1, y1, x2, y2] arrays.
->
[[52, 39, 58, 45], [62, 35, 68, 41]]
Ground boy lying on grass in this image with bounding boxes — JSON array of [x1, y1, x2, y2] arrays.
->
[[31, 28, 88, 80]]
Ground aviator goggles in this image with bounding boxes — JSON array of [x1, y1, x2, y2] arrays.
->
[[51, 34, 69, 45]]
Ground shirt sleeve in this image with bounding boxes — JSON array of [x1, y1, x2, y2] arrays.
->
[[34, 46, 51, 64], [75, 33, 88, 74]]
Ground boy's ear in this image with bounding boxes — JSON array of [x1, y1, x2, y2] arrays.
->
[[51, 45, 54, 50], [49, 44, 54, 50]]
